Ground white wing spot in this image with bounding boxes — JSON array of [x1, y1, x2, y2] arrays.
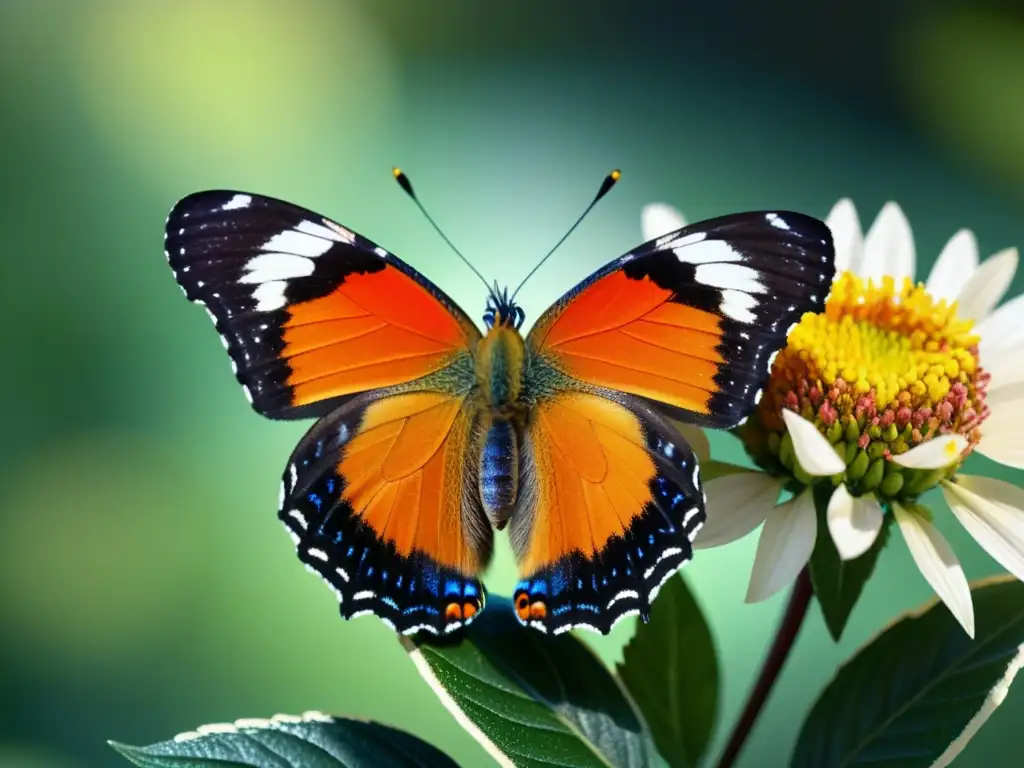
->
[[673, 238, 739, 265], [353, 590, 375, 601], [766, 212, 790, 230], [252, 281, 288, 311], [720, 289, 758, 323], [374, 246, 388, 258], [239, 253, 315, 283], [262, 230, 334, 258], [221, 194, 252, 211], [306, 547, 329, 561], [696, 263, 765, 294]]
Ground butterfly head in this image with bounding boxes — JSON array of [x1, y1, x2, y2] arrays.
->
[[483, 283, 525, 330]]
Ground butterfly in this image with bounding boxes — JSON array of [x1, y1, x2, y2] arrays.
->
[[164, 170, 835, 636]]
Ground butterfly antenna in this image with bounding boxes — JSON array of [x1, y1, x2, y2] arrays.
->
[[510, 169, 621, 302], [392, 167, 492, 294]]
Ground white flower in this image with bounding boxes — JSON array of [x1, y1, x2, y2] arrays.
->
[[643, 200, 1024, 636]]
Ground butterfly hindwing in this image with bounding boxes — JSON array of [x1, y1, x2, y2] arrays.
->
[[509, 389, 705, 634], [527, 211, 836, 428], [165, 191, 481, 420], [280, 387, 492, 635]]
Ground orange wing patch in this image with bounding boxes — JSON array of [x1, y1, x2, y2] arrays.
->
[[337, 391, 487, 575], [284, 266, 474, 408], [530, 271, 725, 417], [516, 392, 657, 574]]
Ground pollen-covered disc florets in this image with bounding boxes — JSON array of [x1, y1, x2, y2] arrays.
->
[[739, 272, 990, 501]]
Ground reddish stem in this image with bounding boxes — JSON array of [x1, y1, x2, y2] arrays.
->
[[714, 568, 814, 768]]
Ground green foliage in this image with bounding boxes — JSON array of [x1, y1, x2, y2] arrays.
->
[[792, 576, 1024, 767], [808, 486, 893, 641], [109, 712, 458, 768], [617, 574, 719, 768], [403, 596, 665, 768]]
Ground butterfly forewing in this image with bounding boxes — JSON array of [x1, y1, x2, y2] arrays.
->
[[165, 191, 481, 420], [527, 210, 836, 429]]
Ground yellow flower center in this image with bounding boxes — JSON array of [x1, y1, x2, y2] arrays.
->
[[739, 272, 990, 500]]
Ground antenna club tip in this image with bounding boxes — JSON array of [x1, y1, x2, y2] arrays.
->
[[392, 167, 403, 178], [610, 169, 622, 181]]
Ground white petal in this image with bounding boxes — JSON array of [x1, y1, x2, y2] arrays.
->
[[826, 485, 884, 560], [668, 419, 710, 464], [825, 198, 863, 275], [926, 229, 978, 303], [695, 473, 781, 549], [984, 339, 1024, 393], [977, 293, 1024, 360], [978, 383, 1024, 469], [893, 502, 974, 638], [955, 248, 1019, 322], [942, 476, 1024, 583], [782, 409, 846, 475], [860, 202, 915, 286], [891, 434, 968, 469], [641, 203, 686, 242], [745, 490, 817, 603]]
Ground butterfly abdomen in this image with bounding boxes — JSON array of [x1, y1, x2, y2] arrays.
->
[[479, 419, 519, 528]]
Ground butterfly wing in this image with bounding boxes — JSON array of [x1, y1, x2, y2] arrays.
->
[[167, 191, 488, 634], [165, 191, 481, 419], [526, 211, 835, 428], [510, 389, 704, 634], [280, 388, 492, 634], [511, 211, 835, 633]]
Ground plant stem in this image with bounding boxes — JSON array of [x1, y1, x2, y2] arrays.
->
[[714, 568, 814, 768]]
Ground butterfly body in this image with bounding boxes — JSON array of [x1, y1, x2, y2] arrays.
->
[[165, 189, 836, 637]]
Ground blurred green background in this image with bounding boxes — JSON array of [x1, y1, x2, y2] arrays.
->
[[2, 1, 1024, 766]]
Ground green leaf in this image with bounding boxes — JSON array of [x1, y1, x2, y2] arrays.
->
[[403, 596, 664, 768], [807, 485, 892, 641], [109, 711, 459, 768], [617, 574, 719, 768], [792, 576, 1024, 768]]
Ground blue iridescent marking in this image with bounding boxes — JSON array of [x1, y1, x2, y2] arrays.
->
[[396, 574, 403, 589], [366, 566, 374, 577], [649, 534, 656, 545], [424, 567, 440, 596], [347, 546, 355, 557], [577, 578, 584, 590], [553, 604, 572, 616], [531, 580, 548, 596], [443, 578, 461, 597], [551, 570, 567, 596], [308, 492, 322, 511], [672, 493, 685, 507], [326, 478, 335, 494], [591, 574, 598, 591], [601, 577, 608, 586], [611, 568, 617, 577], [425, 606, 439, 616], [410, 577, 417, 593], [381, 570, 388, 583], [382, 596, 398, 609], [333, 531, 343, 544], [515, 579, 529, 593], [464, 583, 478, 597], [578, 602, 600, 614], [636, 547, 644, 557]]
